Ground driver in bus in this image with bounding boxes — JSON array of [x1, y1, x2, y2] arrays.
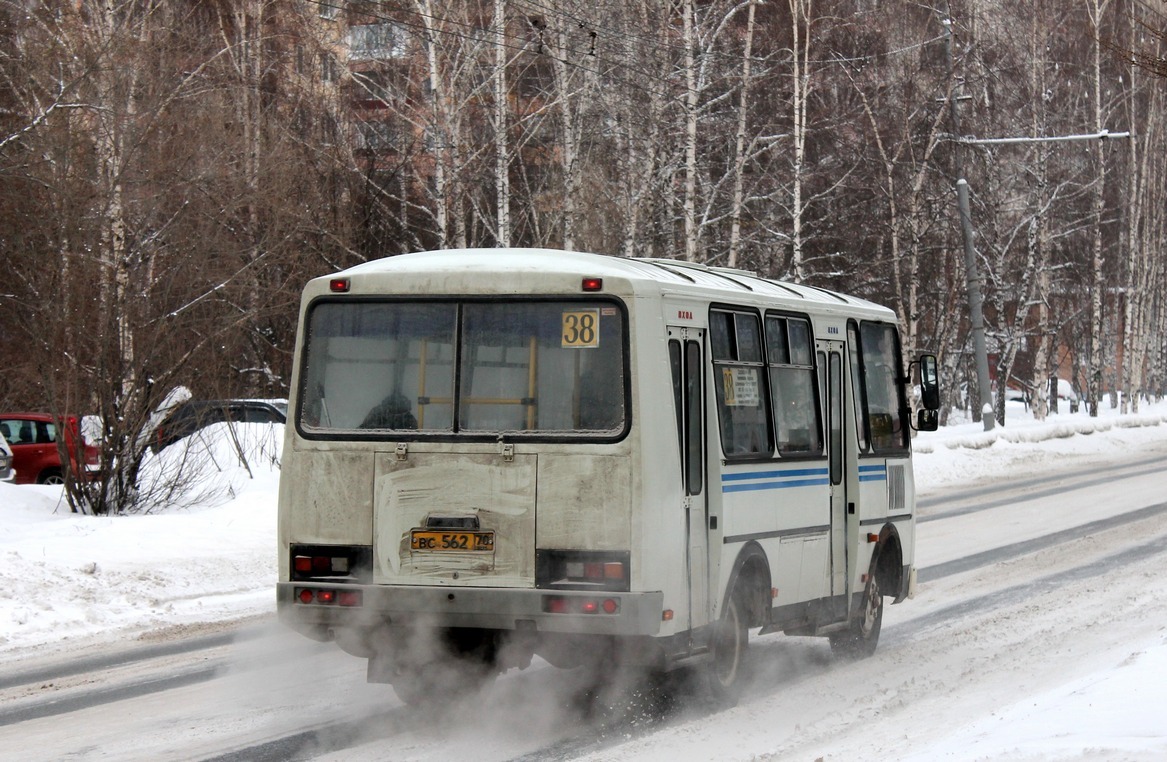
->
[[360, 391, 417, 429]]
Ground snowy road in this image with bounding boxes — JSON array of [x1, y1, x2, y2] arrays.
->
[[1, 449, 1164, 761]]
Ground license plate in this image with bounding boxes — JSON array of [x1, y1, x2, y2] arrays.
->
[[410, 530, 495, 552]]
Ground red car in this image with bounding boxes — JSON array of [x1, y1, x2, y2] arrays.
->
[[0, 413, 100, 485]]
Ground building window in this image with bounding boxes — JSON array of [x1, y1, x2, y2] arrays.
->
[[355, 118, 395, 151], [320, 52, 338, 84], [348, 23, 407, 60]]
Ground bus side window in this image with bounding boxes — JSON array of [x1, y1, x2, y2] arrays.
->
[[765, 315, 822, 456], [670, 338, 705, 495], [710, 309, 772, 457], [669, 340, 684, 479], [858, 322, 909, 453], [684, 340, 703, 494], [848, 322, 869, 453]]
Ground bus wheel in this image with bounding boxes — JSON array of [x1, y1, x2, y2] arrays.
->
[[391, 658, 497, 708], [830, 563, 883, 659], [390, 666, 429, 707], [706, 593, 749, 704]]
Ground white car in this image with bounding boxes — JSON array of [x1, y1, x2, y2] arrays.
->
[[1056, 378, 1080, 412], [0, 430, 14, 483]]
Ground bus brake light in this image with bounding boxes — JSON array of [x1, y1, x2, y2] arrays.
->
[[295, 588, 363, 606], [542, 595, 620, 615]]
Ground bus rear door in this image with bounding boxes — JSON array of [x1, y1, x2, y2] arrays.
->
[[668, 326, 709, 634], [822, 341, 853, 600]]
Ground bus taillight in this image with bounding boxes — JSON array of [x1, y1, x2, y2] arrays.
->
[[295, 587, 363, 607], [294, 554, 351, 575], [542, 595, 621, 615], [290, 545, 372, 582], [565, 560, 626, 584]]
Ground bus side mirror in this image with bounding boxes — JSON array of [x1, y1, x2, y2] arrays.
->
[[918, 353, 940, 411], [916, 408, 939, 432]]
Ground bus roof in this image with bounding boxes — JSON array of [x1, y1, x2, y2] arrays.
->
[[326, 248, 896, 319]]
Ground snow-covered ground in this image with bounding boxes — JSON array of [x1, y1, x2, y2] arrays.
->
[[0, 421, 284, 660], [1, 400, 1166, 760]]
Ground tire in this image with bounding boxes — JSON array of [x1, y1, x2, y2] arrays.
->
[[39, 469, 65, 485], [391, 657, 497, 708], [390, 666, 428, 706], [830, 560, 884, 659], [706, 593, 749, 705], [385, 628, 499, 707]]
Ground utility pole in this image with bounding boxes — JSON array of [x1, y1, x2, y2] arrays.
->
[[955, 179, 995, 430], [941, 8, 995, 431], [940, 9, 1130, 430]]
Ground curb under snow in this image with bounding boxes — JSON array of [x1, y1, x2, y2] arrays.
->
[[913, 413, 1167, 454]]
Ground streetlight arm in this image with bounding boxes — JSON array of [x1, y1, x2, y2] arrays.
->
[[949, 130, 1132, 145]]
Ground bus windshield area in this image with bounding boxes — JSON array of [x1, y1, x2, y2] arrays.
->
[[299, 299, 627, 437]]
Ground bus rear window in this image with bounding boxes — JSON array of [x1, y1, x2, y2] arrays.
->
[[299, 300, 626, 437]]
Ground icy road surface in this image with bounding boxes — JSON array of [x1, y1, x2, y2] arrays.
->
[[1, 429, 1164, 761]]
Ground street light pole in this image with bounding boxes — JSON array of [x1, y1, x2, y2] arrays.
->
[[941, 7, 995, 431], [940, 5, 1130, 430], [957, 179, 995, 429]]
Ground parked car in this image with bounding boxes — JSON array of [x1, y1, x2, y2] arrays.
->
[[1003, 386, 1028, 404], [152, 399, 287, 452], [1056, 378, 1081, 413], [0, 412, 100, 485], [0, 430, 14, 483]]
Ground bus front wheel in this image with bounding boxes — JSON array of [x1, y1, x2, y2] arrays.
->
[[830, 561, 883, 659], [706, 593, 749, 704]]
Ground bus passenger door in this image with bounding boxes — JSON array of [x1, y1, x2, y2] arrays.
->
[[822, 342, 850, 598], [668, 328, 709, 632]]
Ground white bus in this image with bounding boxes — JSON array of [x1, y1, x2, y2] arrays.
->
[[277, 248, 940, 704]]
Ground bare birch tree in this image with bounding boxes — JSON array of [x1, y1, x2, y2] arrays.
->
[[493, 0, 511, 247], [1085, 0, 1112, 417]]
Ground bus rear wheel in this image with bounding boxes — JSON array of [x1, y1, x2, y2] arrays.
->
[[706, 593, 749, 704], [390, 658, 497, 708], [830, 564, 883, 659]]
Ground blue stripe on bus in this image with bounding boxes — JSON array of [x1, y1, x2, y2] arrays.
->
[[722, 468, 829, 481], [720, 464, 889, 491], [721, 467, 830, 493], [723, 478, 832, 493]]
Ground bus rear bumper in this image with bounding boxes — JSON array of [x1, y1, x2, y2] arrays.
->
[[277, 582, 665, 639]]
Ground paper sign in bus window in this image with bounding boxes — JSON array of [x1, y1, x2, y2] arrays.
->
[[722, 366, 760, 406], [562, 309, 600, 348]]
